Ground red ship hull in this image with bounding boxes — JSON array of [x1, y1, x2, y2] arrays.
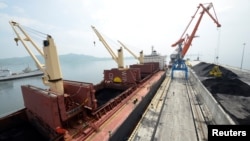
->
[[0, 63, 166, 141]]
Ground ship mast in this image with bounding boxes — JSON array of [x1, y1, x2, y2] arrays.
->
[[9, 21, 64, 94]]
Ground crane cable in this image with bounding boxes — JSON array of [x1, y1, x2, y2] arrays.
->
[[21, 25, 48, 44], [215, 28, 221, 65], [22, 25, 47, 37]]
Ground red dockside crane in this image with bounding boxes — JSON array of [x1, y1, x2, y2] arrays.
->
[[170, 3, 221, 79]]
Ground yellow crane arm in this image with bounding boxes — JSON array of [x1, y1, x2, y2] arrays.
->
[[9, 21, 45, 70], [91, 26, 124, 68], [117, 40, 144, 64], [9, 21, 64, 94]]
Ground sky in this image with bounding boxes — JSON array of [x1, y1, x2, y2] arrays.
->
[[0, 0, 250, 69]]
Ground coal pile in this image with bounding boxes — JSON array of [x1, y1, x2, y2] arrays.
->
[[202, 78, 250, 97], [192, 62, 238, 78], [191, 62, 250, 124]]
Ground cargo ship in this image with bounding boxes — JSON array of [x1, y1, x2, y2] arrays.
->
[[0, 21, 167, 141]]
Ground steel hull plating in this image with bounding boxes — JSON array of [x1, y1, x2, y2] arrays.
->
[[108, 71, 166, 141], [0, 60, 166, 141]]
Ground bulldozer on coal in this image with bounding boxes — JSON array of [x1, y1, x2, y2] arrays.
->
[[209, 65, 222, 77]]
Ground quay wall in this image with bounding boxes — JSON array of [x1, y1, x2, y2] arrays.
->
[[189, 69, 235, 125]]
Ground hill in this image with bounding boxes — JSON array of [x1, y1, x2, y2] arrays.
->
[[0, 54, 107, 67]]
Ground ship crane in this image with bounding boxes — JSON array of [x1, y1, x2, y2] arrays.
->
[[9, 21, 64, 94], [170, 3, 221, 79], [91, 26, 124, 69], [117, 40, 144, 64]]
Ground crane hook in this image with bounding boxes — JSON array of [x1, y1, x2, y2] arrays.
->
[[14, 37, 19, 46]]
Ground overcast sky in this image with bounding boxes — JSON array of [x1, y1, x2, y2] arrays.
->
[[0, 0, 249, 69]]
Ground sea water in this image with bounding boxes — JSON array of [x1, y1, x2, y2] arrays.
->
[[0, 58, 137, 117]]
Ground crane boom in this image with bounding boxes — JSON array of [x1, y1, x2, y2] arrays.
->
[[170, 3, 221, 79], [91, 26, 124, 69], [9, 21, 64, 94], [172, 3, 221, 58], [117, 40, 144, 64], [9, 21, 45, 70]]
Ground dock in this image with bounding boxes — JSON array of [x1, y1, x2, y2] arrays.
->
[[0, 70, 43, 81], [128, 61, 250, 141], [129, 71, 208, 141]]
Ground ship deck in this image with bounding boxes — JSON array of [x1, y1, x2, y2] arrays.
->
[[82, 70, 166, 141]]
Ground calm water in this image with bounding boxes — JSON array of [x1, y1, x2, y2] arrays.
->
[[0, 58, 137, 117]]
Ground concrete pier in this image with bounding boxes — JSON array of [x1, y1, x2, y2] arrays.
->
[[129, 60, 250, 140]]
